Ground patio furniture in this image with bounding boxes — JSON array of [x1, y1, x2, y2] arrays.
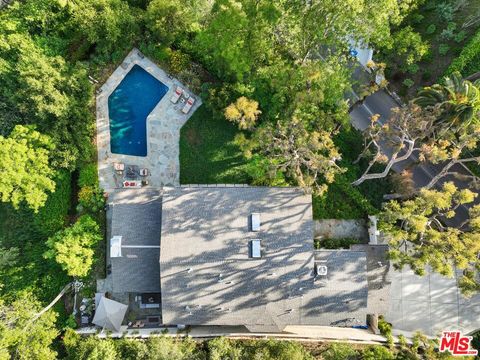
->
[[131, 320, 145, 328], [126, 165, 137, 179], [114, 162, 125, 174], [123, 180, 141, 188], [139, 168, 149, 177], [170, 86, 183, 104], [182, 97, 195, 114]]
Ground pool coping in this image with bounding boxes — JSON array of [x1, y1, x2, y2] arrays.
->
[[96, 48, 202, 192]]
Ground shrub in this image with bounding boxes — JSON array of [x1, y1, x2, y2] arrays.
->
[[436, 2, 454, 21], [167, 48, 190, 74], [426, 24, 436, 35], [439, 43, 450, 55], [387, 26, 429, 69], [115, 339, 148, 360], [447, 29, 480, 76], [321, 343, 358, 360], [403, 78, 415, 87], [64, 314, 77, 330], [138, 42, 170, 64], [455, 30, 467, 43], [406, 63, 419, 74], [77, 186, 105, 215], [378, 315, 394, 348], [361, 345, 394, 360], [440, 22, 457, 40], [315, 237, 361, 249], [78, 163, 98, 188]]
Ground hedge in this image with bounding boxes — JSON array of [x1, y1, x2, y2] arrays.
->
[[446, 29, 480, 77]]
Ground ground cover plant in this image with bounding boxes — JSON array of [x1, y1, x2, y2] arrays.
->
[[379, 0, 480, 97]]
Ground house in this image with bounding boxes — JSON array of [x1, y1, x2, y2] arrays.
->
[[104, 186, 380, 332]]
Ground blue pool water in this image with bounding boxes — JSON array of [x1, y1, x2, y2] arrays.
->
[[108, 65, 169, 156]]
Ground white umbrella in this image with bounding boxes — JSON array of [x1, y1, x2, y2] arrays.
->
[[92, 296, 128, 332]]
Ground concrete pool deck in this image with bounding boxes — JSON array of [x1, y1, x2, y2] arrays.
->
[[96, 48, 202, 192]]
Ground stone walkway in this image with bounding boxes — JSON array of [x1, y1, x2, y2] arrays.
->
[[96, 48, 202, 192]]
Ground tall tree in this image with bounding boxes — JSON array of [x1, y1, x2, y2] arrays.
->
[[353, 75, 480, 188], [0, 19, 94, 169], [379, 182, 480, 296], [238, 118, 344, 194], [415, 71, 480, 132], [44, 215, 102, 278], [0, 125, 55, 212], [64, 0, 139, 57], [195, 0, 279, 81], [0, 294, 58, 359], [146, 0, 210, 46], [278, 0, 404, 62], [225, 97, 261, 130]]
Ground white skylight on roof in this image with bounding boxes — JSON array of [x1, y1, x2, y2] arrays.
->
[[251, 213, 260, 231], [250, 239, 261, 258], [111, 236, 122, 258]]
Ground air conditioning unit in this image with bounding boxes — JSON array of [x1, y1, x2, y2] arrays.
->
[[316, 264, 328, 276]]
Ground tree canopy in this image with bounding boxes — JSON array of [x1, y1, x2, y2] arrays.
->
[[379, 182, 480, 296], [0, 125, 56, 212], [44, 215, 102, 278], [0, 294, 58, 360]]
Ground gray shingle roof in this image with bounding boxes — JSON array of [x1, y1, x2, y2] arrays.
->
[[160, 186, 369, 329], [109, 189, 162, 293], [350, 244, 391, 315]]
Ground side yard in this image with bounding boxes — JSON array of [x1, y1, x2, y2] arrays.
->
[[179, 109, 392, 219]]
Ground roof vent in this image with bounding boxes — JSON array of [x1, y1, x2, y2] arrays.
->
[[251, 213, 261, 232], [249, 239, 262, 258], [110, 236, 122, 258], [316, 264, 328, 276]]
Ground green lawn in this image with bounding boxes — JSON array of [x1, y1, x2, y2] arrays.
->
[[180, 108, 389, 219], [180, 105, 250, 184]]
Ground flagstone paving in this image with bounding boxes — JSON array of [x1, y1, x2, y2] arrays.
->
[[96, 48, 201, 192]]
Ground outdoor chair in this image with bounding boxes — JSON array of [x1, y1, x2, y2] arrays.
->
[[170, 86, 183, 103], [182, 97, 195, 114]]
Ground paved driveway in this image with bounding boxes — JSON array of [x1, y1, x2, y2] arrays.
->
[[350, 89, 480, 335], [387, 267, 480, 336]]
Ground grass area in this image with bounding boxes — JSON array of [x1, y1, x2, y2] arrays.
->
[[385, 0, 480, 97], [180, 105, 250, 184], [180, 112, 390, 220]]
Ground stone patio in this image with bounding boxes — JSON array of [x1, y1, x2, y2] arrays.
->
[[96, 48, 202, 192]]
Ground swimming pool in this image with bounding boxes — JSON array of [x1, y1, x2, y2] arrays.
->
[[108, 65, 169, 156]]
